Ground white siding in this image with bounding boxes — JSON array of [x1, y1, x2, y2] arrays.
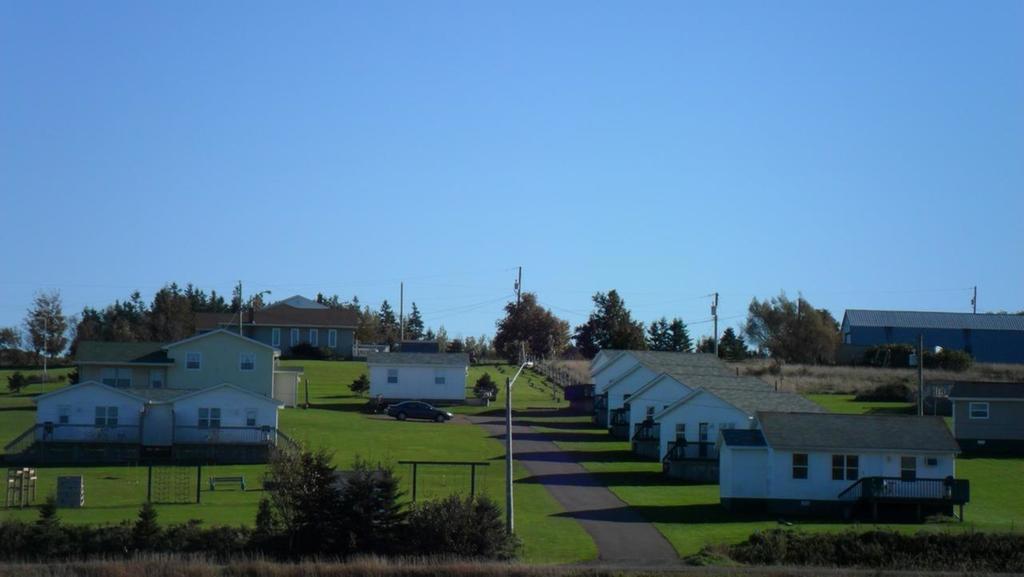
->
[[593, 354, 640, 392], [627, 376, 693, 433], [604, 364, 659, 424], [720, 444, 957, 502], [173, 388, 280, 430], [369, 364, 467, 401], [656, 391, 753, 460], [35, 383, 144, 442]]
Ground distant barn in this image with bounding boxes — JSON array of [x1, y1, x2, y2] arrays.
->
[[840, 309, 1024, 364]]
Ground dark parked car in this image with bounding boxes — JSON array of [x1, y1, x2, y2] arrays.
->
[[386, 401, 453, 422]]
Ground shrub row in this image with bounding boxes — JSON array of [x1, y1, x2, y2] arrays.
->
[[863, 344, 973, 372], [728, 529, 1024, 572]]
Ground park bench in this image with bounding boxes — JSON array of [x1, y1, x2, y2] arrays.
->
[[208, 475, 246, 491]]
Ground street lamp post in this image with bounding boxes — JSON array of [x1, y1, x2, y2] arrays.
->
[[505, 360, 533, 535]]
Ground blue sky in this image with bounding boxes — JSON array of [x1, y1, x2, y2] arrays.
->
[[2, 1, 1022, 342]]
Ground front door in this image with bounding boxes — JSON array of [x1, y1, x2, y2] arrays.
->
[[698, 422, 709, 458], [142, 404, 174, 446]]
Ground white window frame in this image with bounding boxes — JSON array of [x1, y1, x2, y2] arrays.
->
[[309, 329, 318, 347], [186, 351, 202, 371], [58, 405, 71, 425], [792, 453, 809, 479], [271, 328, 281, 347], [198, 407, 221, 429], [101, 367, 132, 388], [969, 402, 989, 419], [94, 406, 118, 427], [245, 408, 257, 427], [149, 369, 164, 388], [290, 328, 300, 346], [239, 352, 256, 371], [328, 329, 337, 348], [387, 368, 399, 384], [434, 369, 446, 385]]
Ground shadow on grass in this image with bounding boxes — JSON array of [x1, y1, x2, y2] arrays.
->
[[554, 503, 832, 526], [304, 402, 369, 414], [520, 470, 685, 488], [0, 406, 34, 412], [511, 431, 617, 444]]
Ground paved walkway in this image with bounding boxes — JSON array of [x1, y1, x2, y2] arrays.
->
[[468, 413, 679, 565]]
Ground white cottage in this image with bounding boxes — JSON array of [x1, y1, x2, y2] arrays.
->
[[367, 352, 469, 402], [719, 412, 968, 520], [653, 383, 822, 481]]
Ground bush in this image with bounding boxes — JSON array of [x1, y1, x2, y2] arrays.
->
[[926, 348, 973, 372], [728, 529, 1024, 572], [863, 344, 917, 368], [854, 382, 912, 402], [473, 373, 498, 401], [6, 372, 27, 393], [405, 494, 518, 559], [349, 374, 370, 396], [284, 343, 330, 360]]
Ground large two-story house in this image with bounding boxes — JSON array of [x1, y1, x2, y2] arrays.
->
[[3, 329, 302, 465], [195, 295, 358, 359]]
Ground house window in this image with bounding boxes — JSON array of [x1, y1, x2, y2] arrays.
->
[[832, 455, 859, 481], [328, 329, 337, 348], [149, 369, 163, 388], [434, 370, 446, 385], [94, 406, 118, 427], [309, 329, 318, 346], [272, 328, 281, 347], [387, 369, 399, 384], [674, 423, 685, 443], [245, 408, 257, 427], [645, 406, 655, 420], [239, 352, 255, 371], [792, 453, 808, 479], [101, 368, 132, 388], [969, 402, 989, 419], [198, 408, 221, 429], [901, 456, 917, 481], [58, 405, 70, 425], [290, 328, 300, 345], [186, 352, 202, 370]]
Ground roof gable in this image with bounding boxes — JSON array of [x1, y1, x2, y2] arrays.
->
[[171, 382, 284, 406], [34, 381, 150, 404], [367, 352, 470, 367], [164, 328, 279, 353]]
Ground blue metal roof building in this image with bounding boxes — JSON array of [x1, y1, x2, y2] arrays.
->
[[841, 309, 1024, 364]]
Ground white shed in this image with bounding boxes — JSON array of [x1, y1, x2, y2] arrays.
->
[[367, 352, 469, 402]]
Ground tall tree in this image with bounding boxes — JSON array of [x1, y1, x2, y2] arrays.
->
[[646, 317, 671, 351], [573, 290, 646, 358], [717, 327, 747, 361], [0, 327, 21, 351], [744, 292, 840, 364], [356, 305, 379, 343], [695, 336, 715, 353], [377, 301, 398, 346], [667, 318, 692, 352], [434, 325, 449, 352], [492, 293, 570, 363], [149, 284, 195, 342], [24, 291, 68, 363], [405, 303, 425, 340]]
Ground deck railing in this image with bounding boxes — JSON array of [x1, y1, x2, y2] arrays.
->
[[174, 426, 281, 445], [662, 440, 718, 462], [593, 393, 608, 411], [632, 421, 659, 442], [610, 408, 630, 427], [838, 476, 970, 504]]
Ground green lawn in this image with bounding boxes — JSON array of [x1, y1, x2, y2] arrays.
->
[[0, 362, 595, 564], [537, 394, 1024, 558], [0, 367, 74, 455]]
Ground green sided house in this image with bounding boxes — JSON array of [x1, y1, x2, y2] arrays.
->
[[2, 330, 301, 465], [195, 295, 358, 359]]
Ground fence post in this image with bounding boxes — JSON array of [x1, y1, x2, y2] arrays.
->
[[147, 466, 153, 502], [196, 465, 202, 504], [411, 463, 417, 502]]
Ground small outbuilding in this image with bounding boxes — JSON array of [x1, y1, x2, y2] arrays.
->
[[367, 352, 469, 403], [948, 381, 1024, 454]]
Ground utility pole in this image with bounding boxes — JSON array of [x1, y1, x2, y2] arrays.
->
[[918, 333, 925, 417], [505, 375, 514, 534], [400, 282, 405, 343], [972, 286, 977, 314], [515, 267, 523, 363], [237, 280, 243, 336], [42, 315, 48, 382], [711, 292, 719, 357]]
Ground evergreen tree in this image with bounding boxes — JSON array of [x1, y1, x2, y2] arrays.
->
[[646, 317, 671, 351], [424, 327, 436, 341], [132, 501, 161, 551], [338, 458, 405, 555], [717, 327, 748, 360], [378, 300, 399, 347], [405, 303, 425, 340], [695, 336, 715, 353], [667, 318, 692, 352], [349, 373, 370, 396], [573, 290, 646, 358]]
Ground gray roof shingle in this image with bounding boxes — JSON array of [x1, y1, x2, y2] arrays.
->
[[721, 429, 767, 447], [366, 352, 470, 366], [712, 388, 825, 415], [757, 411, 960, 453], [844, 309, 1024, 332], [948, 381, 1024, 399]]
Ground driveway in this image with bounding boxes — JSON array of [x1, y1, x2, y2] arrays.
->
[[468, 413, 679, 565]]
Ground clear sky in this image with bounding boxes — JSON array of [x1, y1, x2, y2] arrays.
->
[[2, 1, 1022, 342]]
